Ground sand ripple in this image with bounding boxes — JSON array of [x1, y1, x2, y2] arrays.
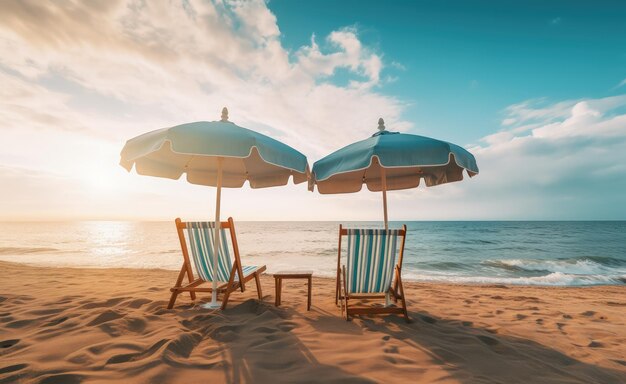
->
[[0, 261, 625, 383]]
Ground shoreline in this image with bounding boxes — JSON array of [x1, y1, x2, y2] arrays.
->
[[1, 261, 625, 383], [2, 260, 624, 288]]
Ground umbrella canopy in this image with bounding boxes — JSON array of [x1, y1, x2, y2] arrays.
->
[[309, 118, 479, 227], [120, 108, 309, 309], [120, 109, 309, 187], [310, 118, 478, 194]]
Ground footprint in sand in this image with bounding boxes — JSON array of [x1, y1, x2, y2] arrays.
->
[[81, 297, 128, 310], [211, 325, 240, 342], [153, 308, 171, 316], [165, 333, 201, 358], [0, 339, 19, 348], [44, 316, 68, 327], [6, 319, 34, 329], [88, 310, 124, 326], [384, 346, 399, 354], [104, 338, 170, 366], [588, 341, 604, 348], [476, 335, 499, 347], [277, 321, 298, 332], [581, 310, 596, 317], [148, 301, 170, 311], [106, 352, 142, 365], [39, 373, 84, 384], [0, 363, 28, 375], [56, 295, 83, 305], [419, 315, 437, 324], [124, 298, 152, 309], [516, 314, 527, 320], [124, 317, 147, 333]]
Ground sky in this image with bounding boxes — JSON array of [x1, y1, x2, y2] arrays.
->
[[1, 0, 625, 221]]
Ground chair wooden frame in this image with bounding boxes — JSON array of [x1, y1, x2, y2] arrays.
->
[[168, 217, 266, 310], [336, 224, 409, 322]]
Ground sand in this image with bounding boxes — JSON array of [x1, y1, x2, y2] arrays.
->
[[0, 261, 624, 383]]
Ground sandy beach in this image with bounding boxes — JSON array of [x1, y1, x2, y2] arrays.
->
[[0, 261, 624, 383]]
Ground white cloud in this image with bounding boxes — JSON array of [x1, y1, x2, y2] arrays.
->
[[2, 1, 624, 221], [456, 95, 626, 219], [0, 0, 408, 220]]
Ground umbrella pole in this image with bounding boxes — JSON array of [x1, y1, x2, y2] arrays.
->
[[206, 157, 223, 309], [380, 165, 390, 306], [381, 166, 389, 230]]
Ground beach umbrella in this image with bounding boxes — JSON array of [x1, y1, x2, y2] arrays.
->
[[309, 118, 479, 229], [120, 108, 309, 308]]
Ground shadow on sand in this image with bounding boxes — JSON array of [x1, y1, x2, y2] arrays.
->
[[180, 299, 374, 383], [1, 290, 624, 383], [306, 304, 626, 383], [175, 297, 625, 383]]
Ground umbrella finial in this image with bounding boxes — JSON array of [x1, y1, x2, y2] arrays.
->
[[378, 117, 385, 131], [221, 107, 229, 122]]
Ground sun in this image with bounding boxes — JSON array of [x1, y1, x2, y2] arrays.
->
[[81, 158, 124, 195]]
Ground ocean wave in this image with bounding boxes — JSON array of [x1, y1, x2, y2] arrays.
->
[[0, 247, 61, 255], [483, 257, 626, 275], [404, 271, 626, 286], [417, 261, 473, 271]]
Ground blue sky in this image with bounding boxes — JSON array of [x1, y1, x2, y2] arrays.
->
[[270, 0, 626, 143], [0, 0, 625, 221]]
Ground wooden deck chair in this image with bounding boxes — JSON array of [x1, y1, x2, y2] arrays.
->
[[168, 217, 266, 310], [336, 225, 409, 322]]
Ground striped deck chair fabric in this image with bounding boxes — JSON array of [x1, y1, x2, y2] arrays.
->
[[186, 222, 258, 282], [345, 229, 401, 294]]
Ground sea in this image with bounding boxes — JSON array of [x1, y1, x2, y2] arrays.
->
[[0, 221, 624, 286]]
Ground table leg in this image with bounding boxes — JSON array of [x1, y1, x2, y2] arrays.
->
[[307, 276, 312, 311], [274, 277, 279, 306]]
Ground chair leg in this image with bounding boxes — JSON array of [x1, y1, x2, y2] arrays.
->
[[221, 285, 232, 310], [393, 280, 399, 303], [169, 263, 188, 308], [239, 269, 245, 293], [341, 266, 350, 321], [254, 272, 263, 300], [396, 268, 410, 323], [335, 267, 340, 306], [183, 264, 196, 301], [167, 291, 179, 309], [339, 291, 345, 319]]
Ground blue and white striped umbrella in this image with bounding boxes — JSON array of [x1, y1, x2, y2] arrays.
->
[[120, 108, 309, 309], [309, 118, 479, 228]]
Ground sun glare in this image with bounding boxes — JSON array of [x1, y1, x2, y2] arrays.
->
[[81, 160, 124, 195]]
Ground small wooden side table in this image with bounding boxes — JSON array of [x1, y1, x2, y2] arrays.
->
[[273, 271, 313, 311]]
